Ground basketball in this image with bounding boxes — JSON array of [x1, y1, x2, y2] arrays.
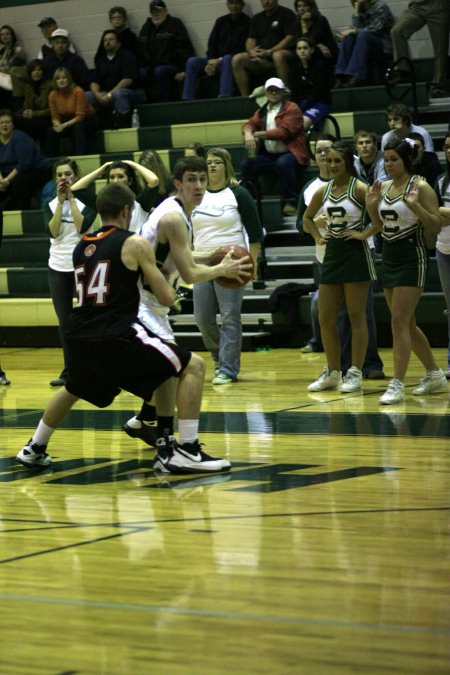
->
[[209, 245, 254, 288]]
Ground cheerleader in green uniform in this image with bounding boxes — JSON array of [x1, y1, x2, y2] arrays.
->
[[344, 138, 445, 404], [303, 141, 375, 393]]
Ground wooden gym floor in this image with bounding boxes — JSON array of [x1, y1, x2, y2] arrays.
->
[[0, 346, 449, 674]]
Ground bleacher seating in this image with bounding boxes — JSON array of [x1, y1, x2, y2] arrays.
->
[[0, 61, 448, 350]]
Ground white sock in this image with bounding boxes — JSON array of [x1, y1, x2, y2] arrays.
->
[[178, 420, 199, 445], [33, 419, 55, 446]]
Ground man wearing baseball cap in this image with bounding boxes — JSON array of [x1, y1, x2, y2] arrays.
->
[[138, 0, 195, 101], [36, 17, 76, 60], [241, 76, 309, 216], [43, 28, 90, 89]]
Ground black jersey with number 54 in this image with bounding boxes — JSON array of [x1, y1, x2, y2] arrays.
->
[[65, 226, 141, 339]]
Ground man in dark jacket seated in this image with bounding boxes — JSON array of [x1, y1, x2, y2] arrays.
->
[[138, 0, 195, 102]]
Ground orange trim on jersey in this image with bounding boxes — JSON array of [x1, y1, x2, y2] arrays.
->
[[82, 227, 119, 242]]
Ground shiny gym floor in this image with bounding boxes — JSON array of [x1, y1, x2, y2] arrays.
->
[[0, 346, 449, 674]]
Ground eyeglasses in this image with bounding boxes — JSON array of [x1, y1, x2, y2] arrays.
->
[[206, 160, 224, 166]]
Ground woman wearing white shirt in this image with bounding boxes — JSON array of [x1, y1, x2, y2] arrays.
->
[[71, 160, 159, 234], [192, 147, 263, 384], [44, 158, 97, 386]]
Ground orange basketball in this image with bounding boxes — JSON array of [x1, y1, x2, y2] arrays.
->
[[208, 245, 254, 288]]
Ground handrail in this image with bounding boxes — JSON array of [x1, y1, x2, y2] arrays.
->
[[385, 57, 418, 122], [306, 114, 341, 160]]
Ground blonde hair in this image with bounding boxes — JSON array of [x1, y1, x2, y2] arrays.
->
[[52, 66, 73, 90], [207, 147, 238, 187], [139, 149, 170, 195]]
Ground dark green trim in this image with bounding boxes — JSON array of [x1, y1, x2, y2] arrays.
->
[[138, 97, 258, 127], [138, 126, 172, 149]]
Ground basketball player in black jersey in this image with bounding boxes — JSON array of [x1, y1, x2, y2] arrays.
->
[[16, 182, 246, 474]]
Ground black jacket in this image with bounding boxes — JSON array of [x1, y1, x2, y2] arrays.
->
[[139, 15, 195, 69], [206, 12, 250, 59], [291, 50, 334, 107]]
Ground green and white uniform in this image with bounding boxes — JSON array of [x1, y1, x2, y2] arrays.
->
[[321, 177, 376, 284], [378, 175, 428, 288]]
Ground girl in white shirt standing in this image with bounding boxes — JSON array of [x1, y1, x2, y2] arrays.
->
[[44, 157, 97, 386], [191, 147, 263, 384]]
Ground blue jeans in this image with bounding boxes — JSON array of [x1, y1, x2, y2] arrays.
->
[[336, 31, 385, 80], [86, 88, 145, 115], [154, 65, 179, 102], [193, 280, 246, 379], [240, 151, 302, 206], [306, 289, 324, 351], [436, 249, 450, 366], [48, 267, 75, 374], [182, 54, 235, 99]]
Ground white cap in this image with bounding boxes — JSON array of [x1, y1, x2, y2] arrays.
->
[[50, 28, 69, 39], [264, 77, 287, 90]]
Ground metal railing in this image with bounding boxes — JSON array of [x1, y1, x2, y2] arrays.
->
[[306, 114, 341, 160], [385, 57, 418, 122]]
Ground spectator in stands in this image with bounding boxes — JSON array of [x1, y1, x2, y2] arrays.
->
[[232, 0, 296, 96], [334, 0, 394, 88], [346, 131, 385, 378], [381, 103, 434, 151], [353, 129, 388, 185], [36, 17, 77, 61], [44, 157, 97, 386], [297, 134, 334, 353], [184, 142, 207, 158], [0, 109, 51, 210], [72, 159, 159, 233], [15, 59, 52, 150], [182, 0, 250, 100], [409, 132, 442, 187], [43, 29, 90, 90], [291, 37, 334, 131], [0, 25, 27, 105], [303, 141, 376, 393], [87, 29, 144, 129], [138, 149, 174, 208], [346, 138, 445, 404], [241, 77, 309, 216], [139, 0, 195, 102], [192, 147, 262, 384], [390, 0, 449, 98], [94, 6, 140, 64], [294, 0, 338, 62], [47, 67, 97, 156], [436, 132, 450, 378]]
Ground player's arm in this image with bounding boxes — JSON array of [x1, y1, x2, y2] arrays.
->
[[122, 235, 176, 307], [160, 213, 252, 284]]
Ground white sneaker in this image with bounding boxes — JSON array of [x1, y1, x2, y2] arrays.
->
[[16, 440, 53, 467], [340, 366, 363, 393], [212, 373, 235, 385], [308, 368, 342, 392], [379, 378, 405, 405], [412, 370, 448, 396], [155, 439, 231, 474]]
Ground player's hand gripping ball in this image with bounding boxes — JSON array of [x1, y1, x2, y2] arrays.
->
[[209, 245, 254, 288]]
